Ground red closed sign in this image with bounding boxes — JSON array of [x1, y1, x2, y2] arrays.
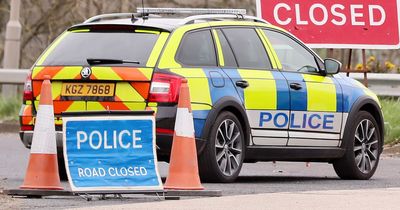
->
[[256, 0, 400, 49]]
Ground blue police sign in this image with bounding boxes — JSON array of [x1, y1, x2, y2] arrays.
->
[[63, 114, 162, 192]]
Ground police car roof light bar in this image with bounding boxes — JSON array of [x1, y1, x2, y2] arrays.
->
[[137, 8, 247, 15]]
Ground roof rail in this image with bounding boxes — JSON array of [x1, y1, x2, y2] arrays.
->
[[84, 13, 161, 23], [137, 7, 246, 15], [84, 13, 135, 23], [180, 14, 269, 25]]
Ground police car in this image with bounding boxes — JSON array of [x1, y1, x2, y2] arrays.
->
[[19, 8, 384, 182]]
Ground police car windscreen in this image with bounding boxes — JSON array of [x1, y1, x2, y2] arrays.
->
[[40, 32, 159, 66]]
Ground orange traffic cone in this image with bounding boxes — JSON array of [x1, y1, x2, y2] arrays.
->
[[164, 79, 204, 190], [20, 76, 63, 190]]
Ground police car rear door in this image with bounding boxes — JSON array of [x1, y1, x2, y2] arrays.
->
[[262, 29, 343, 147], [215, 27, 290, 146]]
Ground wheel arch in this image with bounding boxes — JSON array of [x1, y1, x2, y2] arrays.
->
[[343, 96, 384, 152], [201, 96, 250, 148]]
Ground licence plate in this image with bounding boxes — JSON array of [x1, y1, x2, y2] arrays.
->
[[61, 83, 115, 97]]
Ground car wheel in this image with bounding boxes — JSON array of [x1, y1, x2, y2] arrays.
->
[[199, 111, 245, 183], [333, 111, 381, 180]]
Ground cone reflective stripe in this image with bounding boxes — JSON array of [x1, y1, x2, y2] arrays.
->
[[174, 78, 194, 138], [30, 105, 56, 154], [164, 80, 204, 190], [21, 76, 63, 190], [174, 108, 194, 138]]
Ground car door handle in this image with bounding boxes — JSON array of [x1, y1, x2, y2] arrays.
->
[[235, 80, 249, 88], [290, 83, 302, 90]]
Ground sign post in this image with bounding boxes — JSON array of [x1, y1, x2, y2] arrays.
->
[[2, 0, 22, 98], [63, 111, 162, 193]]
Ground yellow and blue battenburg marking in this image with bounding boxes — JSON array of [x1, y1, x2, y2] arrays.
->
[[168, 68, 214, 138], [218, 70, 344, 134], [333, 74, 380, 111], [280, 72, 308, 111], [221, 69, 290, 110]]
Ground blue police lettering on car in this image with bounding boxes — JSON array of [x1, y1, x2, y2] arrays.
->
[[259, 112, 335, 130], [323, 114, 335, 129], [308, 114, 321, 129], [259, 112, 272, 127], [274, 112, 289, 128]]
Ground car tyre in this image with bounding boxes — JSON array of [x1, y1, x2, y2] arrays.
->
[[198, 111, 245, 183], [333, 111, 381, 180]]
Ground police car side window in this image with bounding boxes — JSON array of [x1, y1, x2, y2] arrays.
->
[[263, 30, 319, 73], [176, 30, 217, 67], [222, 28, 272, 69], [216, 29, 238, 67]]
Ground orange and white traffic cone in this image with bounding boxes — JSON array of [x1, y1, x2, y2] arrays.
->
[[164, 79, 204, 190], [20, 76, 63, 190]]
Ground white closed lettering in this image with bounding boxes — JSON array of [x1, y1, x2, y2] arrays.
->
[[274, 3, 292, 25], [369, 5, 386, 26], [295, 4, 308, 25], [350, 5, 364, 26], [331, 4, 346, 26], [309, 3, 328, 26], [273, 3, 387, 27]]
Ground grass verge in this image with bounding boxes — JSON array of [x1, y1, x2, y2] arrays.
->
[[381, 98, 400, 145], [0, 97, 21, 122]]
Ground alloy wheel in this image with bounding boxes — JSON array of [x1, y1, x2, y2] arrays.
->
[[215, 119, 243, 176], [354, 119, 379, 174]]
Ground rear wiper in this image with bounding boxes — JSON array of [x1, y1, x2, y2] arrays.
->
[[87, 58, 140, 65]]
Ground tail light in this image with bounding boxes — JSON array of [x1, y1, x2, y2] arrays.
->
[[23, 73, 33, 101], [156, 128, 174, 135], [148, 73, 183, 103]]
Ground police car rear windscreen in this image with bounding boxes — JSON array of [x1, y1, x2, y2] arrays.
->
[[39, 29, 159, 67]]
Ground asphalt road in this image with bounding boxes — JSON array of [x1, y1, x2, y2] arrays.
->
[[1, 132, 400, 209]]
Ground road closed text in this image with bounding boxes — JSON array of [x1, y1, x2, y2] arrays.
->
[[77, 166, 148, 178]]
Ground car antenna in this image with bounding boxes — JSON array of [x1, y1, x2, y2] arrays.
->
[[131, 13, 138, 23]]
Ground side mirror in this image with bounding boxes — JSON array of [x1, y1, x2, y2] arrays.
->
[[324, 58, 342, 75]]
